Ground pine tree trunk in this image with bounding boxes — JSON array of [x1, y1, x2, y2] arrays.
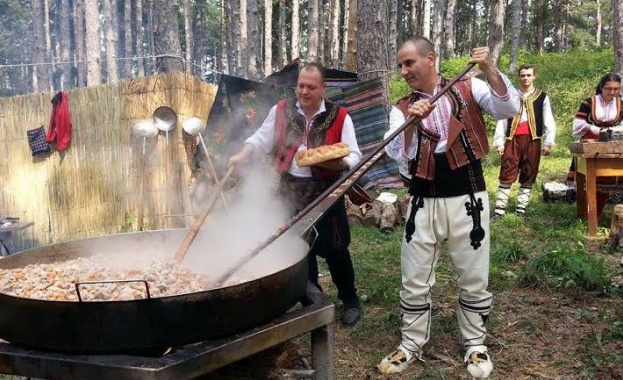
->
[[308, 0, 320, 61], [264, 0, 273, 76], [342, 0, 351, 70], [422, 0, 431, 39], [411, 0, 421, 37], [356, 0, 389, 92], [247, 0, 261, 79], [486, 0, 505, 66], [123, 0, 133, 77], [31, 0, 50, 92], [319, 0, 326, 64], [103, 0, 119, 84], [443, 0, 457, 59], [153, 0, 184, 73], [535, 0, 546, 53], [509, 0, 522, 74], [239, 0, 248, 77], [73, 0, 87, 87], [596, 0, 602, 46], [521, 0, 529, 49], [291, 0, 300, 61], [60, 0, 72, 89], [184, 0, 193, 75], [84, 0, 102, 85], [329, 0, 341, 68], [388, 0, 398, 65], [613, 0, 623, 74], [431, 0, 445, 68], [345, 0, 357, 72], [279, 0, 287, 65], [193, 2, 207, 78], [553, 0, 564, 52], [225, 0, 236, 74], [44, 0, 53, 91], [220, 0, 229, 74]]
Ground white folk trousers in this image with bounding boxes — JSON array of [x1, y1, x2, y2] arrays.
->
[[398, 191, 493, 359]]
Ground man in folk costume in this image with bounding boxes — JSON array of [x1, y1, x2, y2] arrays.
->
[[568, 72, 623, 217], [378, 36, 519, 378], [229, 63, 364, 326], [492, 64, 556, 218]]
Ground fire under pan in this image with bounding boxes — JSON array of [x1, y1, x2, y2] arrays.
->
[[0, 283, 335, 380]]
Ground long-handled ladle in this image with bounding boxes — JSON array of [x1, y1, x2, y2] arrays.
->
[[182, 117, 229, 210], [212, 62, 477, 287]]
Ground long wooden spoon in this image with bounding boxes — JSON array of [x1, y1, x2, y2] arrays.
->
[[172, 165, 237, 262], [212, 62, 477, 287]]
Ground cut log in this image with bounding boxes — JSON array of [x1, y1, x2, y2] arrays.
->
[[379, 202, 398, 234], [609, 204, 623, 248], [363, 200, 383, 227], [345, 195, 364, 226]]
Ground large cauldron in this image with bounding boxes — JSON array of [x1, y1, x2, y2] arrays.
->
[[0, 229, 308, 353]]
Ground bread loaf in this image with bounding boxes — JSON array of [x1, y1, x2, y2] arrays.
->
[[295, 142, 350, 167]]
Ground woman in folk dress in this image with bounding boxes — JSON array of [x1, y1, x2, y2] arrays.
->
[[567, 73, 623, 218]]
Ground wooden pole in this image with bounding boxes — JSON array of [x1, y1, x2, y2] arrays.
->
[[137, 136, 146, 231], [213, 63, 477, 286], [172, 165, 236, 262], [198, 134, 229, 210]]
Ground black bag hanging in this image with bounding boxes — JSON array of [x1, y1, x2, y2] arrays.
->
[[26, 126, 51, 156]]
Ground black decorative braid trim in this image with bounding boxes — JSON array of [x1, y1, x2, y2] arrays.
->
[[283, 99, 339, 148], [465, 193, 485, 250], [405, 196, 424, 243]]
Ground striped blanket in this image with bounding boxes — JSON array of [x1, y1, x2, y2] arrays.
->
[[329, 78, 403, 189]]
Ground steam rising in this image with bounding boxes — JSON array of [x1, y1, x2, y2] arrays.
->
[[183, 161, 308, 280]]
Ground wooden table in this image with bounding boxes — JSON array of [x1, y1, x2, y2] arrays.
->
[[0, 222, 34, 256], [569, 141, 623, 236]]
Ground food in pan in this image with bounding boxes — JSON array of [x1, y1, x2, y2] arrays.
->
[[0, 257, 240, 301], [295, 142, 350, 167]]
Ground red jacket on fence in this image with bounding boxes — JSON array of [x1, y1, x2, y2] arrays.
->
[[46, 91, 72, 152]]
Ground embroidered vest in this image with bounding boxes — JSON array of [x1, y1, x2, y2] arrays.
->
[[396, 76, 489, 180], [273, 99, 348, 179], [504, 90, 546, 140]]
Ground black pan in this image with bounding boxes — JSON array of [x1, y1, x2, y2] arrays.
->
[[0, 229, 308, 353]]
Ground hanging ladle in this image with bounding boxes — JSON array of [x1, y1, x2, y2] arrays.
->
[[182, 117, 229, 210], [153, 106, 177, 146]]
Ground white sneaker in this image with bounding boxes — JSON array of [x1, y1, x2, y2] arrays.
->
[[377, 347, 419, 374], [465, 347, 493, 379]]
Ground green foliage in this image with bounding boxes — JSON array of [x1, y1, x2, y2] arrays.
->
[[517, 244, 611, 291]]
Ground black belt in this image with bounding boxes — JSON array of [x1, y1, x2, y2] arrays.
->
[[282, 173, 315, 184]]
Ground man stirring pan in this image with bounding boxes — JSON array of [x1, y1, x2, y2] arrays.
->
[[378, 36, 520, 378], [229, 62, 363, 326]]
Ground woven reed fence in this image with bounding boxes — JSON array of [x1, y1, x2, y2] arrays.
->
[[0, 72, 217, 250]]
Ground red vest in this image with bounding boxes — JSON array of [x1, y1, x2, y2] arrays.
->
[[273, 99, 348, 179]]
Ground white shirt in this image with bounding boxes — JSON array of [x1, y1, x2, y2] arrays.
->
[[245, 99, 363, 177], [493, 89, 556, 148], [384, 73, 520, 163], [572, 95, 623, 139]]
